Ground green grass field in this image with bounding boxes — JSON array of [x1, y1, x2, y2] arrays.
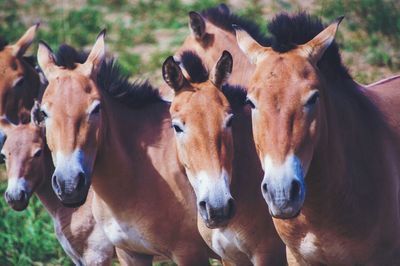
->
[[0, 0, 399, 265]]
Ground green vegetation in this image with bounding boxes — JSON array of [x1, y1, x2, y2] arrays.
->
[[318, 0, 400, 82], [0, 0, 399, 265], [0, 182, 71, 265]]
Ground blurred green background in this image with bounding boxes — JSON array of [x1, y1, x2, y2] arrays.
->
[[0, 0, 399, 265]]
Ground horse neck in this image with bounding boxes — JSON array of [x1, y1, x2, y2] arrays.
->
[[35, 145, 62, 218], [231, 107, 264, 204], [92, 94, 191, 211], [307, 77, 390, 215], [20, 60, 40, 107]]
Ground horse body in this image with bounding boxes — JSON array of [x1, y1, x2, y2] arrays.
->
[[36, 35, 214, 265], [163, 52, 285, 265], [1, 121, 114, 265], [197, 107, 286, 266], [40, 185, 115, 265], [273, 81, 400, 263], [235, 13, 400, 265], [90, 99, 209, 262]]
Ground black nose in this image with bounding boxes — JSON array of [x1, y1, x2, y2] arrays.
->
[[227, 198, 236, 218], [4, 189, 27, 202], [290, 180, 301, 201], [199, 200, 207, 214], [198, 197, 236, 224], [76, 172, 86, 191], [262, 182, 268, 194], [52, 174, 62, 196], [4, 190, 10, 202], [52, 171, 86, 196]]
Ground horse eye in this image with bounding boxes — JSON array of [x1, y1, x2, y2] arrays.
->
[[305, 91, 320, 107], [172, 124, 184, 134], [33, 149, 42, 158], [40, 110, 48, 119], [245, 98, 256, 109], [91, 104, 101, 115], [16, 77, 24, 87]]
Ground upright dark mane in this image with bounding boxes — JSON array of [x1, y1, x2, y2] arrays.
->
[[201, 5, 270, 46], [222, 84, 247, 110], [54, 44, 162, 108], [22, 56, 36, 67], [0, 36, 8, 51], [267, 12, 350, 80], [97, 60, 162, 108], [180, 50, 247, 110], [180, 51, 208, 83], [55, 44, 88, 69]]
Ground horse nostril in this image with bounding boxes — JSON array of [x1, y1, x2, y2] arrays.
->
[[76, 172, 86, 191], [227, 198, 236, 218], [262, 182, 268, 194], [198, 200, 207, 212], [19, 190, 25, 201], [290, 180, 301, 201], [52, 175, 62, 196], [4, 191, 10, 202]]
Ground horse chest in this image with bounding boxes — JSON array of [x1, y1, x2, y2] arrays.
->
[[102, 216, 158, 255], [294, 232, 351, 264], [211, 229, 251, 264]]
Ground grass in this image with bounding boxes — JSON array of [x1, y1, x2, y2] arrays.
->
[[0, 0, 399, 264], [0, 181, 72, 266]]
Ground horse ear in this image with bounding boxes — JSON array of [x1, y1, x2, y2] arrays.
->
[[12, 23, 39, 57], [31, 100, 45, 127], [298, 16, 344, 64], [211, 50, 233, 88], [80, 29, 106, 78], [189, 12, 206, 40], [162, 56, 186, 92], [37, 41, 57, 80], [233, 25, 265, 64]]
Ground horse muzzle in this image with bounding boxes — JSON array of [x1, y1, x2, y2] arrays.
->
[[52, 170, 90, 207], [4, 188, 30, 211]]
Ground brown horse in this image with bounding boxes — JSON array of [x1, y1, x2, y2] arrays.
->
[[1, 107, 114, 265], [162, 50, 286, 265], [159, 4, 269, 100], [0, 24, 40, 124], [35, 32, 216, 265], [235, 13, 400, 264]]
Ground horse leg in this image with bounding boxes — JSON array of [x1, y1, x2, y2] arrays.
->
[[221, 259, 236, 266], [82, 246, 115, 266], [286, 246, 302, 266], [115, 248, 153, 266], [173, 253, 210, 266]]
